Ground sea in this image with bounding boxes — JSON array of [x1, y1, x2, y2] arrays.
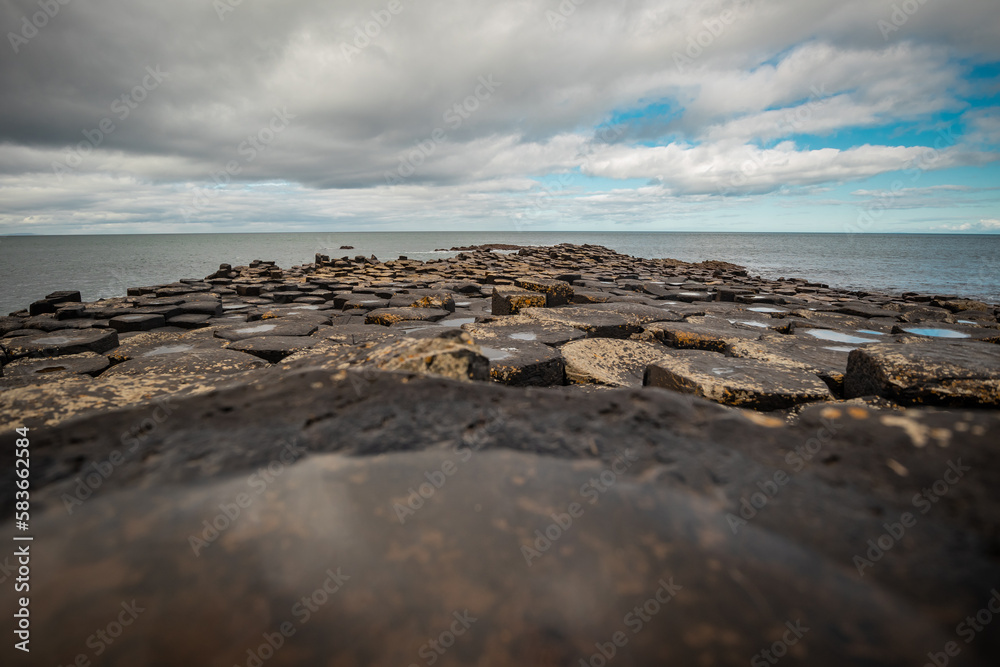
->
[[1, 232, 998, 315]]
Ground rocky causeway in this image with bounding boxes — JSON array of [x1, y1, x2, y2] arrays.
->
[[1, 243, 999, 665]]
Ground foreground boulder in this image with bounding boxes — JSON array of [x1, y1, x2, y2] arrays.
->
[[845, 340, 1000, 407], [1, 371, 998, 665]]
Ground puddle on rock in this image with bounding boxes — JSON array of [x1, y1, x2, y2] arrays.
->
[[901, 327, 971, 339], [479, 346, 514, 361], [747, 307, 786, 314], [440, 318, 476, 328], [143, 344, 195, 356], [508, 332, 537, 341], [804, 329, 878, 345], [235, 324, 277, 334]]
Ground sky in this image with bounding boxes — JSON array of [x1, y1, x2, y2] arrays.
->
[[1, 0, 999, 235]]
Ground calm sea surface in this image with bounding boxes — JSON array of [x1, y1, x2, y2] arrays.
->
[[1, 232, 997, 315]]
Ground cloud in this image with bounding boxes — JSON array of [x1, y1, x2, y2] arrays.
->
[[0, 0, 998, 232], [934, 219, 1000, 232]]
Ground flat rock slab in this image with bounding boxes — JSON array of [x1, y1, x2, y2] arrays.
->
[[387, 290, 456, 312], [102, 348, 269, 377], [0, 328, 118, 359], [845, 341, 1000, 407], [365, 307, 450, 326], [324, 323, 402, 345], [575, 302, 685, 326], [108, 313, 166, 332], [1, 352, 109, 379], [643, 320, 760, 353], [227, 335, 319, 363], [482, 339, 565, 386], [562, 338, 669, 387], [520, 307, 640, 339], [364, 332, 490, 381], [462, 316, 586, 347], [106, 331, 227, 363], [645, 350, 832, 410], [215, 320, 318, 341], [168, 313, 213, 329], [728, 336, 851, 395]]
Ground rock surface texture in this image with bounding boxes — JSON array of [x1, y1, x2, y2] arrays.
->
[[1, 243, 999, 665]]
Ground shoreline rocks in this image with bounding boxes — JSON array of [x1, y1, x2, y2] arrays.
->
[[2, 243, 999, 665]]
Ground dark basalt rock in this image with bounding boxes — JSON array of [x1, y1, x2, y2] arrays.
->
[[481, 338, 565, 386], [644, 349, 832, 410], [1, 351, 109, 378], [2, 372, 999, 664], [227, 335, 319, 363], [463, 317, 586, 347], [641, 320, 760, 353], [520, 306, 641, 339], [101, 348, 268, 377], [214, 320, 319, 341], [365, 307, 450, 326], [514, 277, 574, 306], [0, 327, 118, 359], [108, 313, 166, 332], [491, 286, 547, 315], [845, 340, 1000, 407]]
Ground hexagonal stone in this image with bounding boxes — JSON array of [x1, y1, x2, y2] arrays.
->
[[388, 290, 456, 312], [1, 328, 119, 359], [227, 336, 319, 363], [168, 314, 213, 329], [463, 316, 585, 347], [482, 339, 564, 386], [492, 286, 546, 315], [845, 341, 1000, 407], [101, 349, 269, 377], [514, 277, 574, 306], [109, 313, 166, 332], [365, 308, 450, 327], [2, 352, 109, 379], [575, 302, 684, 326], [520, 307, 640, 339], [644, 350, 832, 410], [561, 338, 669, 388], [642, 320, 760, 353], [215, 321, 319, 342]]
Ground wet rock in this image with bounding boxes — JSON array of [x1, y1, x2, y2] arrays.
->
[[463, 316, 585, 347], [108, 313, 166, 332], [562, 338, 669, 387], [0, 328, 118, 359], [365, 307, 450, 326], [482, 339, 564, 386], [215, 320, 318, 341], [324, 324, 402, 345], [845, 341, 1000, 407], [102, 348, 268, 377], [644, 350, 832, 410], [491, 286, 547, 315], [520, 307, 640, 339], [1, 352, 109, 379]]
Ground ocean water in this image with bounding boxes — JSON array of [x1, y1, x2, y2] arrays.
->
[[1, 232, 997, 315]]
